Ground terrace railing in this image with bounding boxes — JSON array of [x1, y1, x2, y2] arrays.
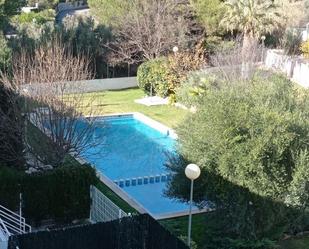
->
[[90, 185, 128, 223], [0, 205, 31, 237]]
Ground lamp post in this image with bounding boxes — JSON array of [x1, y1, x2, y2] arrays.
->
[[22, 88, 29, 147], [185, 163, 201, 248], [173, 46, 179, 55], [261, 35, 266, 61]]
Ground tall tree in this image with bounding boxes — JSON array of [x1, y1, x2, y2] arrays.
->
[[0, 37, 105, 168], [89, 0, 195, 63], [0, 85, 24, 168], [88, 0, 131, 27], [190, 0, 225, 35], [220, 0, 282, 68]]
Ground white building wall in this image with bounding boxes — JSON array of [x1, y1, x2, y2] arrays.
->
[[23, 77, 138, 94]]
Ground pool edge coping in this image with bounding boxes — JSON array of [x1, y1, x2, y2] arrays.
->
[[154, 207, 214, 220], [85, 112, 178, 139], [95, 170, 149, 215]]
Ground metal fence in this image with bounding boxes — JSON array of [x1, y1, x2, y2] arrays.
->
[[89, 185, 128, 223]]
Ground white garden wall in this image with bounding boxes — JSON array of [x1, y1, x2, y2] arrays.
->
[[23, 77, 138, 94], [264, 49, 309, 88], [66, 77, 138, 93]]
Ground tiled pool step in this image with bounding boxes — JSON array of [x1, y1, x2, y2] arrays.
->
[[114, 173, 173, 188]]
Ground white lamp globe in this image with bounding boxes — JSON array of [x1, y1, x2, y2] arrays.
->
[[173, 46, 179, 53], [185, 164, 201, 180]]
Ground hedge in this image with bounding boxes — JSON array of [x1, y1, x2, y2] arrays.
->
[[0, 163, 97, 225]]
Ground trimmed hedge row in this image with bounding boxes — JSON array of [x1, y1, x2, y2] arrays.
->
[[0, 164, 97, 225]]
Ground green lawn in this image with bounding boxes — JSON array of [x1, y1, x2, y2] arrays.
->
[[80, 88, 188, 128], [160, 213, 208, 249], [161, 213, 309, 249]]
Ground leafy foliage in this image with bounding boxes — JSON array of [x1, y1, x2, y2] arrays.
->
[[167, 72, 309, 247], [176, 73, 309, 199], [221, 0, 283, 39], [0, 0, 26, 30], [12, 9, 55, 25], [204, 36, 235, 55], [88, 0, 130, 27], [27, 0, 59, 9], [137, 58, 170, 97], [0, 85, 24, 168], [0, 33, 11, 71], [281, 29, 302, 56], [166, 42, 205, 95], [176, 72, 219, 107], [137, 44, 205, 97], [300, 40, 309, 58], [0, 163, 97, 224], [190, 0, 225, 35]]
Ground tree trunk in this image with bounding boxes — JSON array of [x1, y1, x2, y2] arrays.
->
[[241, 31, 255, 80]]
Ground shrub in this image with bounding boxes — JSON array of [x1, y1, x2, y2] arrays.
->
[[176, 71, 219, 107], [167, 72, 309, 246], [281, 29, 302, 55], [12, 9, 55, 25], [166, 41, 205, 94], [204, 36, 235, 55], [137, 58, 170, 97], [300, 40, 309, 58], [0, 85, 24, 168], [137, 43, 205, 98], [0, 163, 97, 224], [0, 33, 11, 71]]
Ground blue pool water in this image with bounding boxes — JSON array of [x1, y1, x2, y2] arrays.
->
[[81, 115, 191, 217]]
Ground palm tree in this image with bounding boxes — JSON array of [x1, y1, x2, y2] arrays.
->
[[220, 0, 283, 78]]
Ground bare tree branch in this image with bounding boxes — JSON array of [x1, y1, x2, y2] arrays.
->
[[0, 37, 105, 169]]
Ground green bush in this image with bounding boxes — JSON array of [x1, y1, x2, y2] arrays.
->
[[300, 40, 309, 58], [281, 29, 302, 55], [176, 71, 219, 107], [167, 72, 309, 246], [0, 33, 11, 71], [0, 166, 23, 209], [12, 9, 55, 25], [137, 58, 170, 97], [204, 36, 235, 55], [0, 163, 97, 224]]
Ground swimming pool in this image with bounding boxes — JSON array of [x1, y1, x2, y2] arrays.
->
[[81, 113, 194, 218]]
